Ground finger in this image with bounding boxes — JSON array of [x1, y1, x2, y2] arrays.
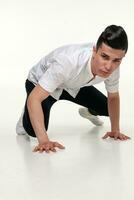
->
[[45, 146, 50, 153], [114, 133, 118, 140], [119, 134, 128, 141], [117, 134, 124, 140], [114, 136, 118, 140], [45, 148, 50, 153], [45, 149, 50, 153], [124, 135, 131, 140], [33, 146, 40, 152], [50, 147, 56, 152], [39, 147, 44, 153], [122, 135, 128, 140], [102, 133, 109, 139], [123, 135, 131, 140], [127, 136, 131, 139], [54, 142, 65, 149]]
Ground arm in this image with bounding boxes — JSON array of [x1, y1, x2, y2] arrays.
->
[[108, 92, 120, 132], [102, 92, 130, 140], [27, 84, 65, 152], [27, 84, 50, 144]]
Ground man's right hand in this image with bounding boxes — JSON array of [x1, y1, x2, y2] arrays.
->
[[33, 141, 65, 153]]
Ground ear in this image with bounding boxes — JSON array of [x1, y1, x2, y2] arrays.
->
[[93, 45, 97, 53], [92, 46, 97, 58]]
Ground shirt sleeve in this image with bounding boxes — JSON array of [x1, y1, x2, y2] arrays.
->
[[38, 61, 66, 93], [104, 67, 120, 93]]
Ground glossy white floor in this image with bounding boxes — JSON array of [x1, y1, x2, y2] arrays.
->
[[0, 70, 134, 200], [1, 0, 134, 199]]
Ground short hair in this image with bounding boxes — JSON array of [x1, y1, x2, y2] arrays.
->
[[96, 25, 128, 52]]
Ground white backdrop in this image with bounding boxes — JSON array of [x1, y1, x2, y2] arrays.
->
[[0, 0, 134, 134]]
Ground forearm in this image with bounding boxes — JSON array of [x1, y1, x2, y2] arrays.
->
[[108, 94, 120, 132], [27, 97, 49, 144]]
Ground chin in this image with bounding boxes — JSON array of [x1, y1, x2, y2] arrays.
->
[[99, 73, 110, 78]]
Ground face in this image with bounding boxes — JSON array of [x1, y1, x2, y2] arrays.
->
[[91, 43, 126, 78]]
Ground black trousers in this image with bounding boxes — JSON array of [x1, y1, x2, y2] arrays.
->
[[23, 79, 108, 137]]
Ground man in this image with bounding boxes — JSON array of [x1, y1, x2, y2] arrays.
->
[[16, 25, 130, 153]]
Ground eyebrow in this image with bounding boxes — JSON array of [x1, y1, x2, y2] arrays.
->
[[101, 52, 122, 61]]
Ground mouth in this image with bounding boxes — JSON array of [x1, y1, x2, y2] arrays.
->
[[100, 70, 110, 77], [101, 69, 110, 74]]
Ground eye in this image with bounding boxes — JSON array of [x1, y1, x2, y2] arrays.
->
[[101, 54, 109, 60], [113, 60, 121, 63]]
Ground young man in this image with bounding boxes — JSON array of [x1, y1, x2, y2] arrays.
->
[[16, 25, 130, 153]]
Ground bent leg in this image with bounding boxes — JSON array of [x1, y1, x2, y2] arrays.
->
[[60, 86, 108, 116], [75, 86, 108, 116]]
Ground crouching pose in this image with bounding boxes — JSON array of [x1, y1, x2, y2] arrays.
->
[[16, 25, 130, 153]]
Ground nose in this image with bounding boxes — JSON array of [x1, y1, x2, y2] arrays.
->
[[105, 61, 112, 71]]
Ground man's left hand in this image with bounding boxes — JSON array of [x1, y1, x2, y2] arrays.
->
[[102, 131, 131, 140]]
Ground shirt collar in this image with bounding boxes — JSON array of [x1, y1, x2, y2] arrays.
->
[[86, 55, 94, 80], [86, 55, 105, 83]]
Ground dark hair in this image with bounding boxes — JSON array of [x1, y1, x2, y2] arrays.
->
[[96, 25, 128, 52]]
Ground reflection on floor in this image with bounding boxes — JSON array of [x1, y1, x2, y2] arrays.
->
[[0, 96, 134, 200]]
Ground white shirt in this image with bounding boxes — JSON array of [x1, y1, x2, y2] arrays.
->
[[28, 43, 120, 100]]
